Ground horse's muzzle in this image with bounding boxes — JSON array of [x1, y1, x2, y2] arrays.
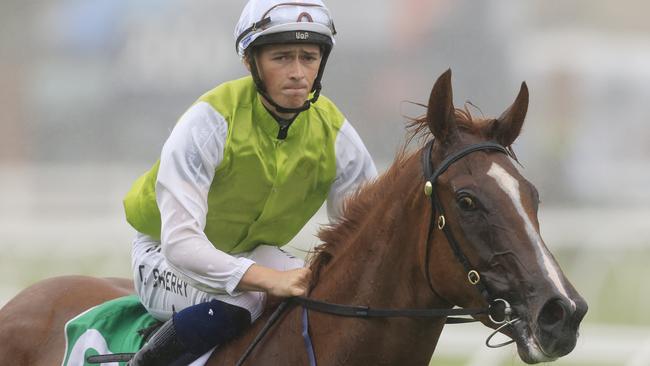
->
[[535, 296, 588, 358]]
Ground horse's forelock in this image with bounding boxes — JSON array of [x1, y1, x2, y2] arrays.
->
[[406, 106, 495, 144]]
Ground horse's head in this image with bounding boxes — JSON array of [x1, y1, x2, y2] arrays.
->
[[423, 70, 587, 363]]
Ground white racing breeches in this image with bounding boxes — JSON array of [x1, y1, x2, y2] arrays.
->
[[131, 235, 304, 322]]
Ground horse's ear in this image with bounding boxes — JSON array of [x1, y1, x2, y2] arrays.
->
[[427, 69, 458, 144], [492, 82, 529, 147]]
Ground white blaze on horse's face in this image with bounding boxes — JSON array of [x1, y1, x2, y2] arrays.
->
[[486, 162, 577, 312]]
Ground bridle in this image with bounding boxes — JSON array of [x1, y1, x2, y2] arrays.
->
[[87, 140, 522, 366], [421, 140, 505, 301], [420, 139, 521, 348], [232, 140, 522, 366]]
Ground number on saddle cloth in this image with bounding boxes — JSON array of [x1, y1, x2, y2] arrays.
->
[[62, 295, 159, 366]]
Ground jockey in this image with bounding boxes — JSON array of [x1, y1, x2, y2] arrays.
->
[[123, 0, 377, 364]]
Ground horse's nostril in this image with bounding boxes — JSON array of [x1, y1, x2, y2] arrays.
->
[[538, 299, 566, 329], [535, 298, 583, 358]]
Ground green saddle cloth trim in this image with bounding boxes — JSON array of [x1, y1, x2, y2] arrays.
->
[[62, 295, 158, 366]]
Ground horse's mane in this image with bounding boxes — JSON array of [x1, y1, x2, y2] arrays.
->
[[308, 106, 494, 286]]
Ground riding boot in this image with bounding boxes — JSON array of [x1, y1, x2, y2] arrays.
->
[[127, 318, 199, 366]]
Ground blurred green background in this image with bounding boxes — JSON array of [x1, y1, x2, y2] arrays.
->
[[1, 1, 649, 365]]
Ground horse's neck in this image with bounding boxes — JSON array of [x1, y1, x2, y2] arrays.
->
[[308, 156, 449, 365]]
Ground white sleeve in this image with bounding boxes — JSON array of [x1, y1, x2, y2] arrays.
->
[[156, 102, 255, 296], [327, 119, 378, 221]]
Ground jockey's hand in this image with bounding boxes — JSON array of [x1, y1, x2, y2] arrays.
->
[[266, 267, 312, 297], [237, 264, 312, 298]]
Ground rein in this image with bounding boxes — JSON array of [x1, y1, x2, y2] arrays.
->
[[234, 296, 484, 366], [86, 141, 522, 366], [235, 140, 519, 366], [291, 296, 482, 322], [89, 141, 518, 366]]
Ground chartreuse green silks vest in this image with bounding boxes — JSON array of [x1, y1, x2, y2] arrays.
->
[[124, 76, 344, 254]]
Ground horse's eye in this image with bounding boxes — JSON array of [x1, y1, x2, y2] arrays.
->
[[458, 195, 476, 211]]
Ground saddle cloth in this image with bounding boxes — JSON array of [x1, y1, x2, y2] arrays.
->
[[62, 295, 215, 366]]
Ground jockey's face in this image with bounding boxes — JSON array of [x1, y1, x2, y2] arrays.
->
[[254, 43, 322, 117]]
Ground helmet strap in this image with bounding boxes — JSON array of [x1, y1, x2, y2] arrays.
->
[[247, 44, 331, 115]]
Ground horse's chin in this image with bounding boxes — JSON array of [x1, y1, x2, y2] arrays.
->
[[511, 322, 559, 364]]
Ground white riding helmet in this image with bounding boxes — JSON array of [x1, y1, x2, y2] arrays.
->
[[234, 0, 337, 113], [235, 0, 336, 57]]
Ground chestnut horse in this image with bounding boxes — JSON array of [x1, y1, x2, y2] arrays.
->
[[0, 70, 587, 365]]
